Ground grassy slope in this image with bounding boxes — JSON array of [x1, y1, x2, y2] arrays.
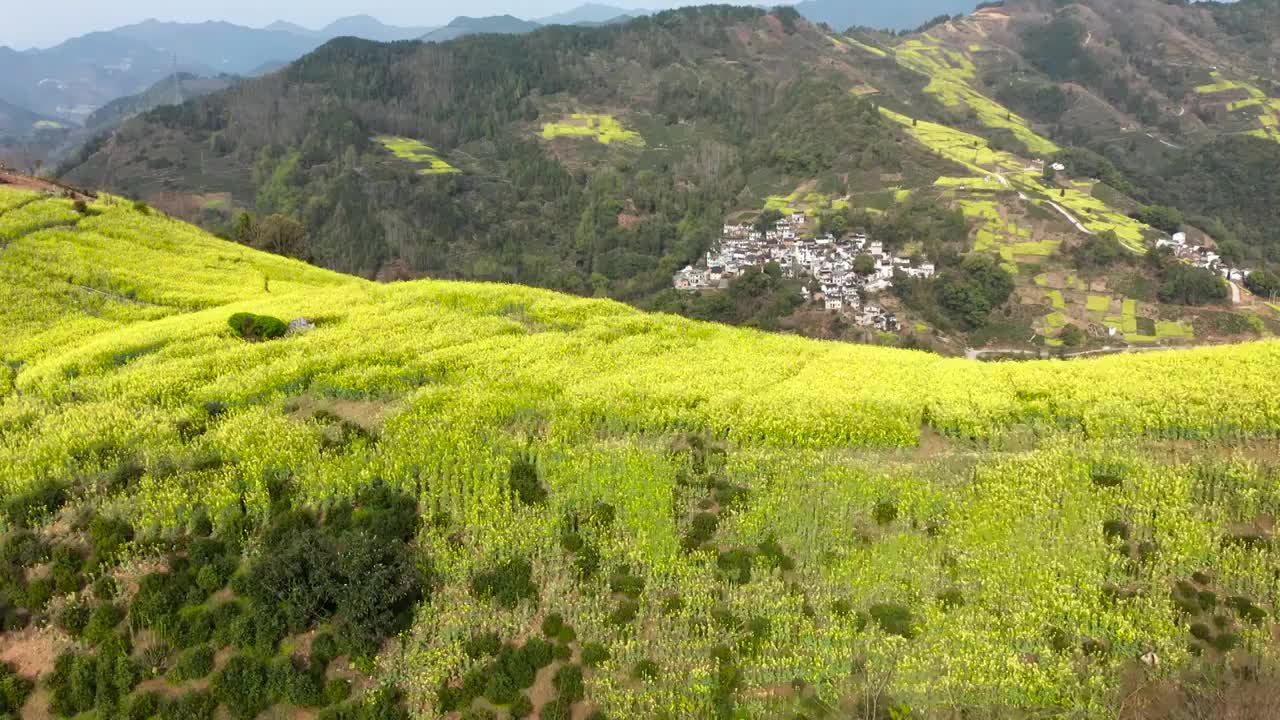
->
[[4, 188, 1280, 717]]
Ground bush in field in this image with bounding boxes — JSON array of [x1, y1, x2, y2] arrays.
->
[[243, 498, 423, 656], [227, 313, 287, 342], [0, 661, 32, 715], [3, 480, 68, 528], [869, 602, 915, 638], [159, 690, 217, 720], [553, 664, 585, 703], [210, 655, 271, 720], [581, 642, 611, 668], [167, 645, 215, 683], [470, 557, 537, 608]]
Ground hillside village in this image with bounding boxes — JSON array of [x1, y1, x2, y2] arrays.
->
[[673, 212, 935, 331]]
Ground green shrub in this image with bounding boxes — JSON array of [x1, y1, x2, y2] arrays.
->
[[83, 602, 124, 643], [607, 567, 644, 598], [553, 664, 585, 703], [93, 575, 119, 602], [608, 599, 640, 627], [23, 573, 52, 607], [0, 662, 31, 714], [0, 531, 48, 567], [464, 631, 503, 659], [211, 655, 271, 720], [541, 699, 572, 720], [483, 667, 518, 705], [172, 605, 214, 648], [49, 651, 97, 716], [125, 691, 162, 720], [3, 480, 68, 528], [509, 693, 534, 718], [869, 603, 915, 638], [269, 655, 323, 706], [716, 548, 754, 585], [159, 689, 217, 720], [167, 645, 215, 683], [227, 313, 287, 342], [873, 499, 899, 525], [631, 658, 659, 681], [57, 600, 92, 637], [324, 678, 352, 705], [756, 536, 795, 571], [682, 512, 719, 550], [311, 630, 340, 669], [936, 589, 965, 612], [581, 642, 610, 668], [541, 613, 569, 639], [470, 557, 537, 608]]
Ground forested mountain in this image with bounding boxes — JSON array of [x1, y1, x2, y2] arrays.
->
[[84, 74, 237, 132], [65, 7, 950, 296], [893, 0, 1280, 263], [59, 1, 1280, 352]]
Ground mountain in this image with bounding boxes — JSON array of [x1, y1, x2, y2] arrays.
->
[[793, 0, 979, 31], [263, 20, 318, 37], [536, 4, 645, 26], [420, 15, 543, 43], [0, 16, 440, 123], [83, 72, 237, 132], [60, 3, 1280, 352], [0, 97, 64, 138], [317, 15, 437, 42], [0, 32, 195, 121], [2, 175, 1280, 720], [108, 20, 324, 74]]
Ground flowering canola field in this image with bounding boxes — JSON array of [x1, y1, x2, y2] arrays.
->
[[2, 188, 1279, 718]]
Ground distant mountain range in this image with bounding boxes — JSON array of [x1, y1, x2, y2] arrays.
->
[[536, 4, 645, 26], [421, 16, 545, 43], [0, 5, 654, 124], [792, 0, 981, 31], [263, 15, 437, 43]]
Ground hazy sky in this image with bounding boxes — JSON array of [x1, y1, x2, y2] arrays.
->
[[3, 0, 700, 50]]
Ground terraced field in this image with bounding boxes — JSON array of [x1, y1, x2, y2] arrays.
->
[[375, 136, 461, 175], [542, 114, 645, 147], [1194, 72, 1280, 143]]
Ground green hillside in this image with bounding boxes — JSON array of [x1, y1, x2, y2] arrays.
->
[[4, 184, 1280, 718], [57, 4, 1280, 357]]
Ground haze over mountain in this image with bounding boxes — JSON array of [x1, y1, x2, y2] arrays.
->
[[420, 15, 544, 43]]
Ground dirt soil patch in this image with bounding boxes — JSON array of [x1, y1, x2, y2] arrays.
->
[[0, 626, 73, 678]]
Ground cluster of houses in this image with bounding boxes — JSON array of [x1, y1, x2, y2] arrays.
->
[[1155, 232, 1253, 283], [673, 212, 935, 330]]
